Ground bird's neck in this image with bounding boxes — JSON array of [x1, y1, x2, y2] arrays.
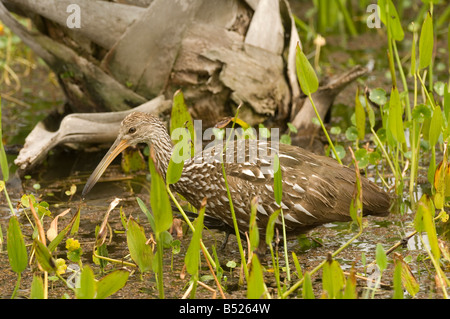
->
[[148, 132, 173, 180]]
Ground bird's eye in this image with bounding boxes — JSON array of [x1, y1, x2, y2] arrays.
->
[[128, 127, 136, 134]]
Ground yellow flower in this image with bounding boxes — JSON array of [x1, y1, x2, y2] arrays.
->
[[66, 238, 80, 251], [55, 258, 67, 275]]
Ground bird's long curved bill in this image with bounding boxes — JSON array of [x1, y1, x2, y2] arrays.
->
[[81, 138, 131, 198]]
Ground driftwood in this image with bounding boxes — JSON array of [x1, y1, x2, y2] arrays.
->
[[14, 96, 171, 172], [0, 0, 368, 173]]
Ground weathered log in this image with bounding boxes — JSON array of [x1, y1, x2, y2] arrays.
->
[[3, 0, 144, 49], [14, 96, 171, 173], [0, 1, 148, 112]]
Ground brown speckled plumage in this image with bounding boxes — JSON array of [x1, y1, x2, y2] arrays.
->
[[83, 112, 391, 240]]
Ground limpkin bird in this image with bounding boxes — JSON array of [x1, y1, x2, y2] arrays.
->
[[82, 112, 390, 244]]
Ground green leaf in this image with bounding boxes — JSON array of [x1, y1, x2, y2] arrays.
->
[[97, 244, 109, 269], [265, 209, 281, 245], [434, 81, 445, 97], [70, 208, 81, 236], [136, 197, 155, 232], [159, 230, 174, 249], [330, 126, 341, 135], [273, 153, 282, 205], [428, 106, 443, 147], [322, 259, 345, 299], [30, 275, 45, 299], [171, 239, 181, 254], [345, 127, 358, 141], [33, 239, 56, 273], [7, 216, 28, 274], [67, 248, 82, 263], [247, 254, 265, 299], [343, 270, 357, 299], [412, 104, 432, 123], [119, 207, 128, 230], [296, 44, 319, 96], [280, 134, 291, 145], [368, 151, 382, 165], [0, 97, 9, 182], [48, 210, 81, 252], [170, 90, 195, 155], [369, 88, 387, 106], [419, 11, 434, 70], [166, 129, 190, 185], [388, 86, 406, 144], [149, 157, 173, 238], [378, 0, 404, 41], [414, 194, 433, 232], [20, 194, 36, 208], [302, 272, 315, 299], [76, 266, 96, 299], [226, 260, 237, 268], [291, 252, 303, 280], [444, 84, 450, 134], [287, 122, 298, 134], [354, 148, 369, 169], [375, 243, 387, 273], [127, 217, 153, 273], [120, 148, 146, 173], [422, 200, 440, 261], [249, 197, 260, 252], [185, 201, 206, 277], [332, 144, 346, 160], [95, 269, 129, 299], [393, 261, 403, 299], [393, 255, 420, 298]]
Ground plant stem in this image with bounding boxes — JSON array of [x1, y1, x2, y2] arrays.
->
[[419, 234, 449, 298], [280, 210, 290, 282], [92, 248, 136, 268], [200, 243, 226, 299], [156, 236, 164, 299], [220, 163, 249, 280], [3, 187, 15, 216], [218, 106, 249, 281], [371, 127, 397, 181], [10, 272, 21, 299], [269, 244, 282, 296], [392, 39, 411, 122], [417, 72, 436, 110], [166, 186, 216, 269], [308, 95, 342, 164], [409, 73, 420, 200], [56, 272, 75, 294]]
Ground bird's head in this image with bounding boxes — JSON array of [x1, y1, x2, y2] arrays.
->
[[81, 112, 170, 198], [117, 112, 167, 146]]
